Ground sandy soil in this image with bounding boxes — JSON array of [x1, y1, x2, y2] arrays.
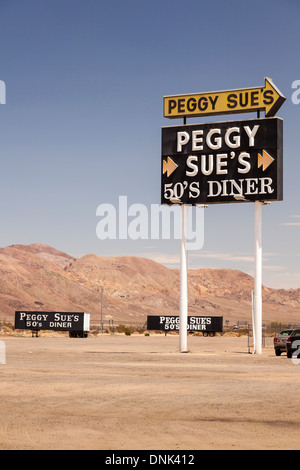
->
[[0, 334, 299, 450]]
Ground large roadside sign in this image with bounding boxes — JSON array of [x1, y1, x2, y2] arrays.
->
[[161, 117, 283, 205], [164, 78, 286, 119], [161, 79, 285, 354]]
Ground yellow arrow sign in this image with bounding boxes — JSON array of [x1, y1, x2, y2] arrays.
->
[[258, 149, 275, 171], [164, 78, 286, 119], [163, 157, 178, 177]]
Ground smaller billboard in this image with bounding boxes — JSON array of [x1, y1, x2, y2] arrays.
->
[[15, 311, 90, 332], [147, 315, 223, 333]]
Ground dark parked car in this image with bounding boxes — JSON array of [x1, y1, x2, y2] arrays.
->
[[273, 330, 293, 356], [286, 329, 300, 359]]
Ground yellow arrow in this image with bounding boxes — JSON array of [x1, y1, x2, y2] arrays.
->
[[258, 150, 275, 171], [163, 157, 178, 177], [263, 78, 285, 117], [164, 77, 286, 119]]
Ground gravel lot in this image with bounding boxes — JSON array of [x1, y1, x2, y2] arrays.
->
[[0, 334, 299, 450]]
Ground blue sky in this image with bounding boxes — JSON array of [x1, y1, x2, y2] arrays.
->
[[0, 0, 299, 288]]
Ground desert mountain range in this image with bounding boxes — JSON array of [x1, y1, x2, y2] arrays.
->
[[0, 243, 299, 327]]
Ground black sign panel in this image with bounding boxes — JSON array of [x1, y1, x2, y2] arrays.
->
[[15, 311, 87, 331], [147, 315, 223, 333], [161, 117, 283, 205]]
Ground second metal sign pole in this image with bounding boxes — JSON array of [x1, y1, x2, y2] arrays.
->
[[253, 201, 263, 354]]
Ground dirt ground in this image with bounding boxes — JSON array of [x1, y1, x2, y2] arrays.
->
[[0, 333, 299, 450]]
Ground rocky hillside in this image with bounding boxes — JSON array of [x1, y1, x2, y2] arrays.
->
[[0, 243, 299, 326]]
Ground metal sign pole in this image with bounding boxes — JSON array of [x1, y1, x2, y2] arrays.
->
[[100, 286, 104, 333], [253, 201, 263, 354], [179, 204, 189, 353], [251, 290, 256, 354]]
